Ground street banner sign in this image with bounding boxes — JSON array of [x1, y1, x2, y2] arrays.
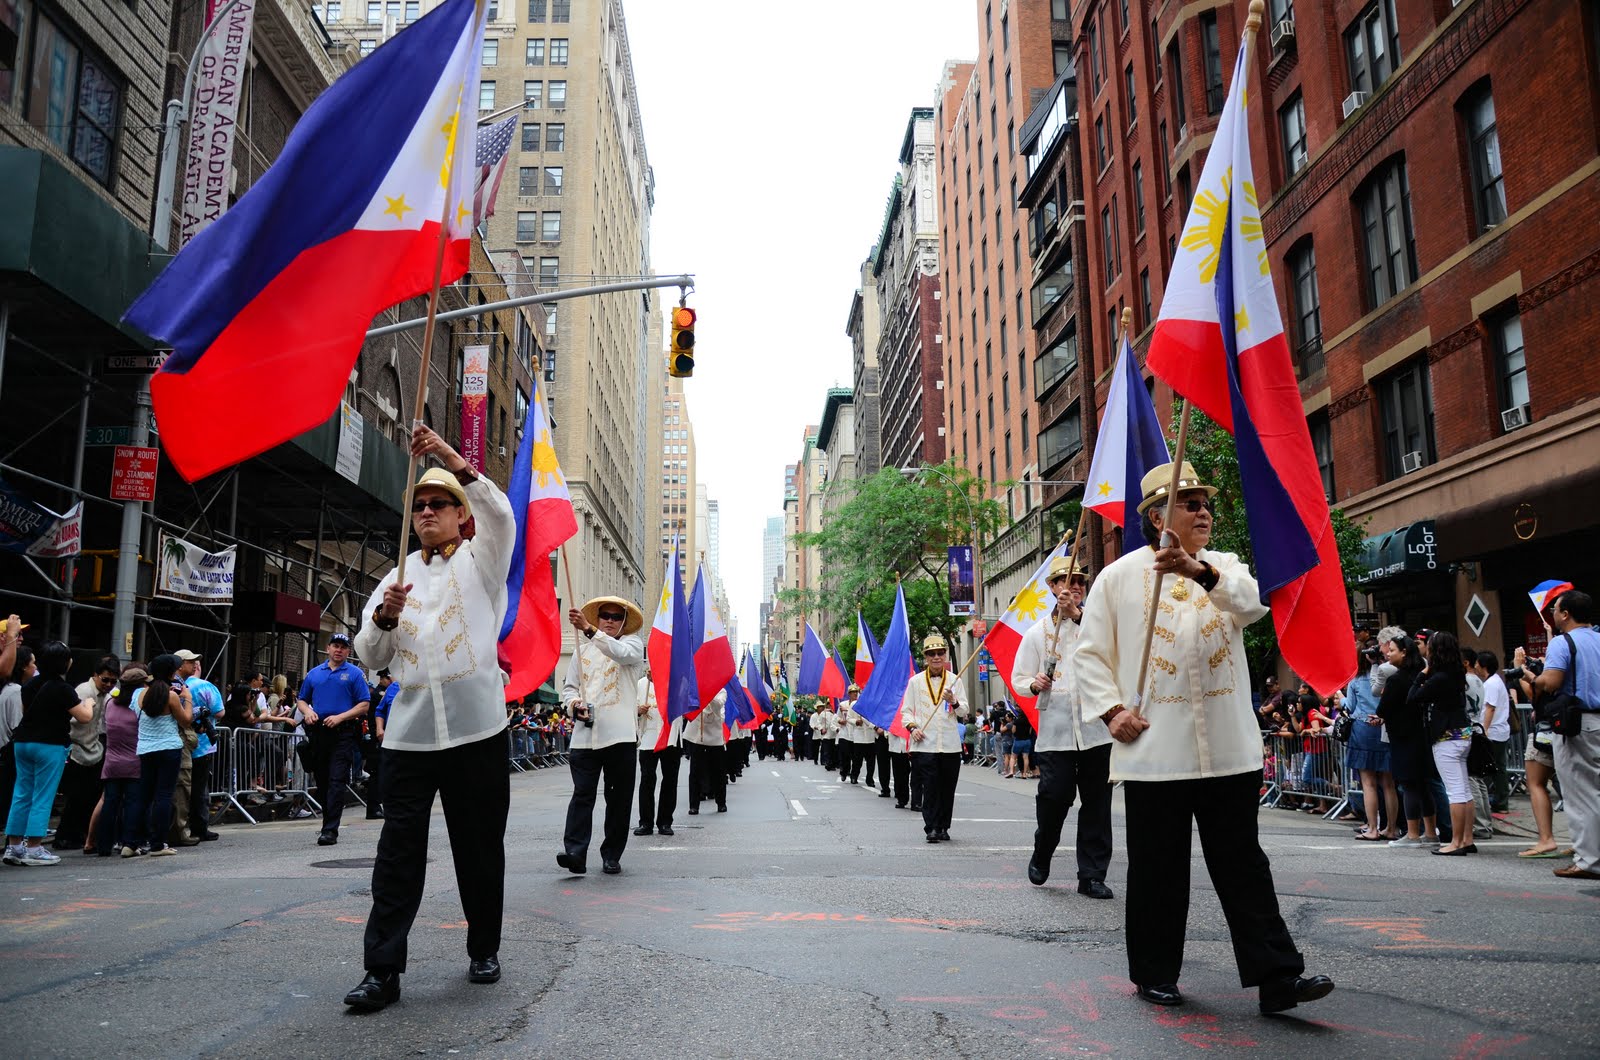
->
[[180, 1, 257, 245], [0, 477, 82, 557], [110, 446, 159, 501], [947, 545, 975, 617], [461, 344, 489, 472], [156, 530, 237, 604], [335, 401, 364, 484]]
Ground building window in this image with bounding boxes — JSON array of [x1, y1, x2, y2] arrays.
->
[[1140, 268, 1152, 328], [1167, 41, 1187, 130], [1033, 321, 1078, 394], [518, 166, 538, 195], [521, 122, 540, 150], [359, 38, 376, 57], [1462, 83, 1506, 232], [1271, 0, 1294, 21], [366, 0, 381, 23], [1356, 157, 1416, 307], [1309, 411, 1335, 501], [1053, 43, 1071, 77], [478, 80, 495, 111], [1094, 114, 1109, 170], [1124, 63, 1137, 127], [543, 165, 562, 195], [482, 38, 498, 65], [523, 80, 542, 106], [20, 9, 125, 188], [541, 211, 561, 241], [1030, 256, 1073, 325], [1491, 311, 1529, 419], [1132, 160, 1145, 233], [1088, 16, 1102, 91], [1039, 403, 1083, 473], [551, 0, 570, 21], [526, 38, 544, 64], [1377, 359, 1435, 478], [404, 0, 418, 19], [550, 38, 568, 65], [546, 123, 565, 151], [548, 79, 566, 107], [1287, 239, 1323, 376], [1100, 206, 1115, 286], [326, 1, 343, 19], [516, 211, 538, 241], [1280, 92, 1307, 177], [1201, 13, 1224, 114], [539, 257, 559, 286], [527, 0, 545, 21], [486, 0, 498, 18], [1345, 0, 1402, 97]]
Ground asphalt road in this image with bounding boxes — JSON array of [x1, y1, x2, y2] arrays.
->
[[2, 753, 1596, 1058]]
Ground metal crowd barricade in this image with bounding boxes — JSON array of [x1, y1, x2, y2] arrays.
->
[[214, 726, 322, 824], [1261, 731, 1349, 816], [1506, 705, 1535, 794]]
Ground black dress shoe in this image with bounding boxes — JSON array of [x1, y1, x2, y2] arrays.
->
[[468, 955, 501, 983], [688, 807, 700, 815], [1077, 879, 1114, 900], [926, 832, 941, 843], [198, 832, 221, 841], [657, 825, 674, 836], [895, 802, 907, 809], [878, 791, 892, 798], [716, 804, 727, 812], [1028, 859, 1049, 886], [365, 810, 385, 820], [1136, 983, 1184, 1006], [633, 825, 653, 836], [909, 802, 922, 812], [936, 829, 951, 841], [1259, 974, 1335, 1014], [601, 859, 621, 875], [317, 831, 337, 846], [344, 971, 400, 1011], [555, 853, 587, 875]]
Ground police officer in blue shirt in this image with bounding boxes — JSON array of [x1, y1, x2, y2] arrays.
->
[[296, 632, 371, 845]]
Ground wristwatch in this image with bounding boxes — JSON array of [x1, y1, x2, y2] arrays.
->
[[371, 606, 398, 632]]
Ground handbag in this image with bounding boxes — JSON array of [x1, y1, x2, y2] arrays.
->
[[1332, 713, 1353, 743], [1536, 633, 1589, 738], [1466, 723, 1496, 777]]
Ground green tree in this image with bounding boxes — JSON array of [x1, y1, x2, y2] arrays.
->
[[780, 462, 1009, 658], [1174, 409, 1370, 679]]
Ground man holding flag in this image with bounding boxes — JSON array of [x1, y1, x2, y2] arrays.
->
[[902, 634, 970, 844]]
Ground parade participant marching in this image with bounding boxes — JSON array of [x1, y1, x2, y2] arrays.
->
[[635, 668, 683, 837], [560, 595, 648, 875], [1013, 555, 1114, 898], [816, 698, 837, 771], [837, 687, 863, 782], [869, 723, 892, 798], [684, 690, 728, 814], [1075, 462, 1334, 1012], [346, 424, 516, 1011], [903, 634, 970, 842]]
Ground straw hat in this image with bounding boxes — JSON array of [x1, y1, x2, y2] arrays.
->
[[1137, 460, 1218, 515], [1046, 555, 1089, 581], [922, 633, 948, 653], [414, 467, 471, 519], [580, 595, 644, 636]]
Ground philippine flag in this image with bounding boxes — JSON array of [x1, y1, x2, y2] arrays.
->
[[647, 538, 699, 747], [854, 612, 879, 688], [1529, 580, 1574, 615], [1083, 332, 1171, 553], [1144, 32, 1354, 696], [853, 584, 913, 731], [981, 538, 1072, 730], [743, 648, 776, 728], [497, 378, 577, 701], [688, 568, 737, 712], [125, 0, 487, 482], [722, 666, 755, 741], [798, 623, 847, 700]]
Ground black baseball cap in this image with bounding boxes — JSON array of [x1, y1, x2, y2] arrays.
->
[[328, 632, 352, 646]]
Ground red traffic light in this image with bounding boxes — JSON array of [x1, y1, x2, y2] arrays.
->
[[672, 306, 697, 331]]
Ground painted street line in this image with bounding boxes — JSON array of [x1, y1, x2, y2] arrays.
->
[[790, 799, 808, 816]]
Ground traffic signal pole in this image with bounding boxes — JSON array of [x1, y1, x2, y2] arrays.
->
[[364, 275, 695, 339]]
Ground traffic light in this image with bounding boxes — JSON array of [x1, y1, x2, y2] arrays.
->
[[668, 304, 696, 377]]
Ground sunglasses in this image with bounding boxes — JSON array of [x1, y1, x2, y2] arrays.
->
[[597, 610, 626, 622], [1175, 498, 1214, 514], [411, 498, 460, 513]]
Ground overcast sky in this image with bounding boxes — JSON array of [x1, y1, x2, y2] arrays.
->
[[626, 0, 978, 647]]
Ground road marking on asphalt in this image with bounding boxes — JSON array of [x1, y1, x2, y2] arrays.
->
[[772, 770, 781, 777], [790, 800, 808, 816]]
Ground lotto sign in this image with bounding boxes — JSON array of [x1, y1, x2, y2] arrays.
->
[[110, 446, 159, 501]]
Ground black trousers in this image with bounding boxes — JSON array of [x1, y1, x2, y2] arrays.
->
[[313, 732, 360, 833], [1033, 746, 1113, 882], [564, 743, 636, 864], [637, 747, 681, 829], [912, 751, 960, 834], [55, 754, 104, 846], [872, 737, 891, 793], [187, 750, 215, 838], [362, 739, 385, 814], [841, 740, 861, 780], [1122, 770, 1305, 988], [686, 742, 726, 809], [363, 731, 509, 974], [862, 738, 878, 785], [819, 739, 835, 770], [890, 751, 911, 805]]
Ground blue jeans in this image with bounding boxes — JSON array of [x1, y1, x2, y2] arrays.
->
[[99, 777, 139, 853], [133, 749, 183, 849], [6, 742, 69, 837]]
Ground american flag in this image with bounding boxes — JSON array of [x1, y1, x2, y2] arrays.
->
[[473, 113, 518, 224]]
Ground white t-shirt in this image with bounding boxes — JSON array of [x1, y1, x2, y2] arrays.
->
[[1482, 672, 1512, 742], [1464, 672, 1484, 723]]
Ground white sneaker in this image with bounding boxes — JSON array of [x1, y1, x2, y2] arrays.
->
[[1, 845, 26, 866], [21, 846, 61, 866], [1388, 836, 1425, 848]]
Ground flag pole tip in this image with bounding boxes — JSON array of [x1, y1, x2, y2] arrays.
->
[[1246, 0, 1264, 32], [1121, 305, 1133, 328]]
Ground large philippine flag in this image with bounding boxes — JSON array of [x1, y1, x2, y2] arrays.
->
[[647, 538, 699, 747], [743, 648, 776, 728], [853, 584, 913, 731], [797, 622, 846, 700], [1144, 33, 1354, 696], [854, 611, 879, 688], [687, 568, 738, 713], [1083, 332, 1171, 554], [497, 379, 577, 701], [982, 538, 1072, 730], [721, 666, 755, 741], [124, 0, 486, 481]]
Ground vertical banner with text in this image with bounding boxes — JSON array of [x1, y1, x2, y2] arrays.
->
[[461, 344, 489, 473], [947, 545, 975, 617], [179, 0, 257, 246]]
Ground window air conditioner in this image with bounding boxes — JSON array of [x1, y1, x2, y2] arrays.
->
[[1270, 19, 1295, 50], [1341, 92, 1370, 120], [1400, 450, 1425, 474], [1500, 404, 1531, 432]]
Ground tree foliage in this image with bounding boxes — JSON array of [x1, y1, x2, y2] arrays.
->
[[778, 462, 1009, 657], [1175, 409, 1370, 680]]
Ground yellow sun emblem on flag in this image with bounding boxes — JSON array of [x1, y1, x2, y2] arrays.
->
[[1095, 480, 1113, 498], [1010, 583, 1050, 623], [658, 582, 672, 615], [1180, 167, 1270, 284], [530, 426, 564, 489], [440, 109, 459, 189]]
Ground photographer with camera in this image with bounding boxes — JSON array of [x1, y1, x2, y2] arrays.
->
[[175, 649, 223, 845], [1531, 589, 1600, 880]]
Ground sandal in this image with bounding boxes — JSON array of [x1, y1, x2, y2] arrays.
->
[[1354, 832, 1386, 841], [1518, 847, 1560, 858]]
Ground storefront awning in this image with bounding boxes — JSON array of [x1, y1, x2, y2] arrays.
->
[[1358, 520, 1440, 583]]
